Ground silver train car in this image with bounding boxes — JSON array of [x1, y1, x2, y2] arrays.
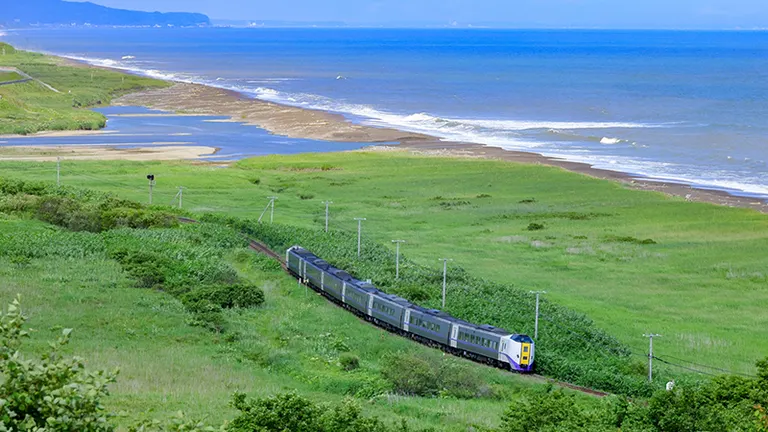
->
[[286, 246, 534, 373]]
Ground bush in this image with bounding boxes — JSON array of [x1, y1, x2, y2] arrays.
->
[[381, 352, 439, 396], [183, 298, 227, 333], [436, 359, 487, 399], [339, 353, 360, 371], [227, 392, 397, 432], [527, 222, 545, 231], [182, 284, 265, 309], [499, 386, 587, 432], [112, 250, 168, 289]]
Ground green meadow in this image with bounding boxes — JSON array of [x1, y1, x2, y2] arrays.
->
[[0, 43, 167, 135], [0, 214, 562, 430], [3, 150, 767, 379]]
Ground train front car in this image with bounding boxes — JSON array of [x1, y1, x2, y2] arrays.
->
[[500, 334, 535, 373]]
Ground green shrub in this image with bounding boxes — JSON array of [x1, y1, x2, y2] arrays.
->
[[391, 284, 431, 303], [436, 359, 488, 399], [227, 392, 396, 432], [527, 222, 545, 231], [339, 353, 360, 371], [183, 298, 226, 333], [0, 193, 39, 212], [381, 352, 439, 396], [499, 386, 586, 432], [298, 193, 315, 200], [182, 284, 265, 309]]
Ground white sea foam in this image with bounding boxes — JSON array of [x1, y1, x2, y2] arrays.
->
[[600, 137, 623, 145]]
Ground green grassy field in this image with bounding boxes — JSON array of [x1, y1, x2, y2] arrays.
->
[[0, 42, 168, 135], [0, 71, 23, 82], [0, 214, 567, 430], [2, 151, 765, 379]]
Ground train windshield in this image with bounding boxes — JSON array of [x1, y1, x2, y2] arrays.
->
[[511, 334, 534, 343]]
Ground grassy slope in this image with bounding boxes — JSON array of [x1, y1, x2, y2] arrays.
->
[[0, 43, 168, 135], [0, 216, 552, 431], [0, 71, 23, 82], [2, 152, 765, 377]]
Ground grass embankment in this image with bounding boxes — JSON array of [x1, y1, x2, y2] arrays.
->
[[0, 214, 551, 430], [0, 42, 168, 135], [2, 151, 766, 380]]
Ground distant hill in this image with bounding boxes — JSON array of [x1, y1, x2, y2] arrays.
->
[[1, 0, 210, 27]]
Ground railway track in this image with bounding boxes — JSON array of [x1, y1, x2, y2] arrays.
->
[[177, 217, 610, 397]]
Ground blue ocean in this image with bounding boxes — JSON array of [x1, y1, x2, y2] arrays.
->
[[3, 28, 768, 197]]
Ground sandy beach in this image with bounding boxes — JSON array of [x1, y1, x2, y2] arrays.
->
[[0, 144, 217, 161]]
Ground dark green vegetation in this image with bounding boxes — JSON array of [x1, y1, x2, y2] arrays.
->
[[0, 43, 168, 135], [2, 177, 768, 430]]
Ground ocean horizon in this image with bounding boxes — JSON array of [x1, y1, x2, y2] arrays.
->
[[3, 27, 768, 198]]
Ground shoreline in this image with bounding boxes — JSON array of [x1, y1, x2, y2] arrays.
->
[[5, 51, 767, 212]]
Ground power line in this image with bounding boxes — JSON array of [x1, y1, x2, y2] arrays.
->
[[652, 356, 718, 377], [657, 354, 757, 378]]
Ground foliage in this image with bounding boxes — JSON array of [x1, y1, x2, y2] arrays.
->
[[227, 392, 430, 432], [381, 351, 488, 399], [0, 177, 178, 232], [499, 386, 590, 432], [182, 284, 265, 310], [0, 296, 118, 431], [339, 353, 360, 371], [129, 412, 222, 432]]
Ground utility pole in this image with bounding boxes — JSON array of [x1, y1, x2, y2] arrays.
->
[[56, 157, 61, 187], [173, 186, 185, 209], [268, 196, 278, 224], [354, 218, 366, 258], [439, 258, 453, 308], [530, 291, 547, 339], [644, 334, 662, 382], [323, 201, 332, 232], [392, 240, 406, 279], [257, 196, 277, 224], [146, 174, 155, 205]]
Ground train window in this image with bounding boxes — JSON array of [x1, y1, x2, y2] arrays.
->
[[523, 346, 529, 352]]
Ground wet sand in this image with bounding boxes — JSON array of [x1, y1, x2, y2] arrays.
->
[[0, 144, 217, 161], [114, 83, 432, 143]]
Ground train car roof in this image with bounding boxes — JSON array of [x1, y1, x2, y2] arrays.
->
[[289, 246, 515, 337], [373, 291, 413, 308]]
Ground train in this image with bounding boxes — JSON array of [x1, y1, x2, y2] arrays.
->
[[286, 246, 535, 373]]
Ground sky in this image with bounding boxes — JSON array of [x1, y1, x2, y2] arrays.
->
[[72, 0, 768, 29]]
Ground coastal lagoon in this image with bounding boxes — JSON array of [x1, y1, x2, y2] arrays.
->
[[0, 106, 376, 160], [4, 28, 768, 197]]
